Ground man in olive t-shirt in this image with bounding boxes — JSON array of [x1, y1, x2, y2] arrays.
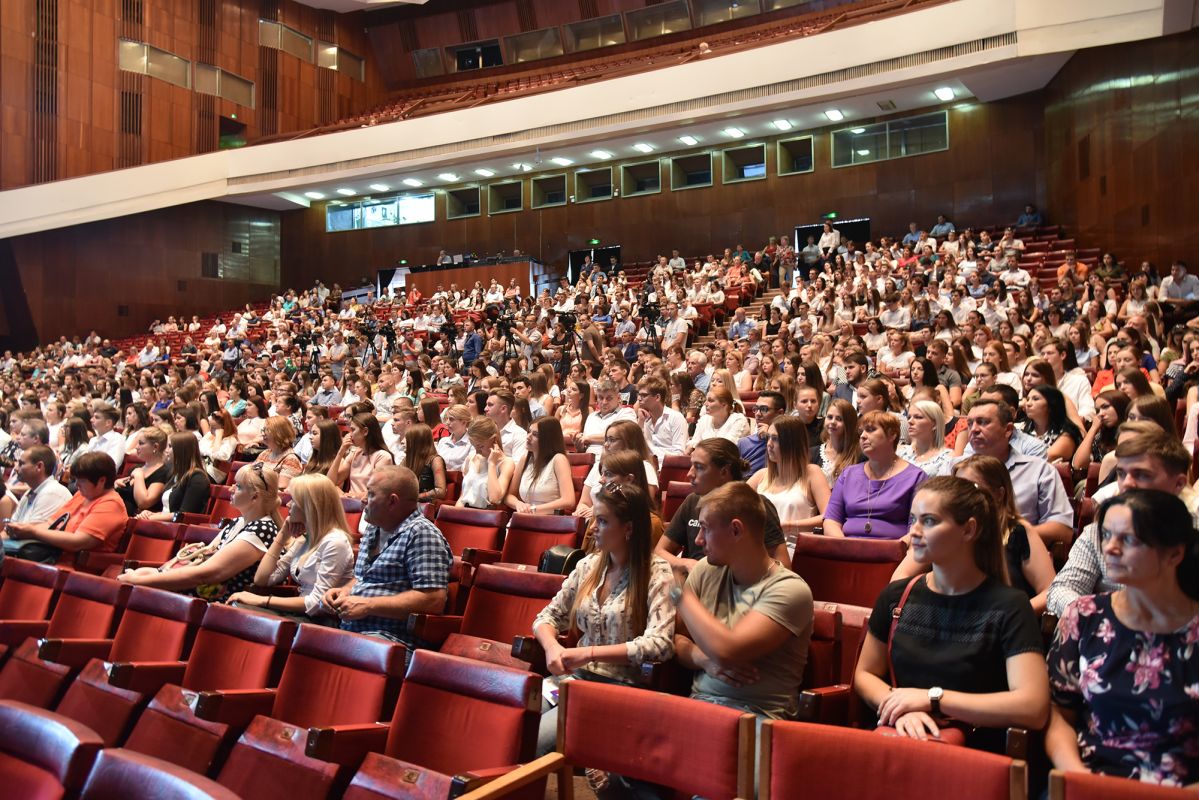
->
[[671, 482, 813, 719]]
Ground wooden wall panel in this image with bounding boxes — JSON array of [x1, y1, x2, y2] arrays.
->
[[473, 2, 521, 41], [400, 262, 531, 299], [414, 12, 462, 50], [7, 201, 279, 343], [530, 0, 577, 29], [280, 100, 1045, 291], [1044, 27, 1199, 272]]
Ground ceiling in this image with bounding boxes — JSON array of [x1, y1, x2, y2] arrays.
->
[[290, 0, 426, 12], [228, 51, 1070, 210]]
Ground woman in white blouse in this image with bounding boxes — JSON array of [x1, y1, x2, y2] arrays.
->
[[687, 386, 750, 452], [533, 482, 674, 756], [228, 473, 354, 620]]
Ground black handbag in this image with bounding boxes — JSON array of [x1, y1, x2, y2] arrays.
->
[[538, 544, 584, 575]]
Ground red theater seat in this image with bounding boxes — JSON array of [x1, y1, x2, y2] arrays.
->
[[760, 719, 1025, 800], [464, 680, 755, 800], [409, 563, 565, 671], [0, 560, 67, 664], [0, 572, 129, 707], [791, 534, 908, 608], [565, 451, 594, 481], [76, 519, 182, 576], [467, 513, 583, 568], [1048, 769, 1189, 800], [0, 699, 103, 799], [435, 505, 507, 556], [54, 603, 297, 748], [662, 480, 693, 523], [327, 650, 543, 799], [658, 454, 691, 487], [80, 748, 240, 800]]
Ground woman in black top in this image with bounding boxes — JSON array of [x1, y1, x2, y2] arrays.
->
[[137, 433, 212, 521], [402, 423, 446, 504], [115, 425, 170, 516], [854, 476, 1049, 746]]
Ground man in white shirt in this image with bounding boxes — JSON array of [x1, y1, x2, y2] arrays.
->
[[575, 381, 637, 457], [6, 446, 72, 524], [878, 294, 911, 330], [999, 254, 1031, 289], [667, 250, 686, 271], [485, 389, 527, 464], [372, 372, 404, 423], [85, 403, 125, 473], [635, 377, 688, 460]]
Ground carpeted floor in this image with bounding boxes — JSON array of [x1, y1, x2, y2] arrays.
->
[[544, 774, 596, 799]]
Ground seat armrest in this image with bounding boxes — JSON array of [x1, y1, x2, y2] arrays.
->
[[461, 548, 502, 572], [304, 722, 389, 766], [796, 685, 851, 725], [245, 584, 300, 597], [106, 660, 188, 694], [450, 753, 567, 799], [123, 559, 166, 571], [0, 620, 51, 648], [451, 765, 522, 795], [1006, 727, 1029, 760], [636, 659, 693, 696], [406, 614, 463, 645], [510, 635, 548, 675], [38, 637, 114, 668], [193, 688, 277, 728]]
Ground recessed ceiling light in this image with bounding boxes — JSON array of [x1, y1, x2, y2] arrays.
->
[[335, 188, 355, 196], [550, 157, 573, 167], [589, 150, 613, 160], [771, 119, 793, 131], [474, 168, 495, 178], [722, 127, 745, 139], [824, 109, 845, 121], [632, 143, 655, 153], [678, 135, 699, 146], [934, 86, 955, 102], [850, 128, 866, 135], [369, 183, 389, 192], [856, 149, 871, 156], [304, 191, 325, 200], [401, 178, 424, 188], [437, 173, 459, 182]]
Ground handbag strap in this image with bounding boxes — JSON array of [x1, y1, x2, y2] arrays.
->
[[886, 574, 925, 688]]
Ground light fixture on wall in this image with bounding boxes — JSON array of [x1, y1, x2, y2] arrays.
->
[[401, 178, 424, 187], [369, 183, 389, 192], [589, 150, 613, 160], [304, 191, 325, 200], [771, 119, 793, 131], [678, 135, 699, 146], [551, 157, 574, 166], [934, 86, 955, 102], [632, 143, 655, 153], [474, 168, 496, 177], [824, 109, 844, 121], [335, 188, 355, 196], [721, 127, 745, 138], [437, 173, 459, 182]]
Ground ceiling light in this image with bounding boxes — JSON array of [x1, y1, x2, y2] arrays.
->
[[335, 188, 355, 196], [771, 119, 793, 131], [824, 109, 844, 121], [877, 100, 897, 111], [437, 173, 459, 182], [474, 168, 495, 178], [512, 163, 532, 172], [856, 149, 871, 156], [722, 127, 745, 139], [550, 157, 573, 167], [401, 178, 424, 188], [304, 191, 325, 200], [632, 143, 655, 153], [589, 150, 613, 160], [850, 128, 866, 134], [368, 183, 390, 192], [934, 86, 956, 102], [678, 135, 699, 146]]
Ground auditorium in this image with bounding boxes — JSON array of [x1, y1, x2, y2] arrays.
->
[[0, 0, 1197, 797]]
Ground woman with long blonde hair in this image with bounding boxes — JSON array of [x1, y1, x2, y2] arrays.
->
[[228, 473, 355, 620]]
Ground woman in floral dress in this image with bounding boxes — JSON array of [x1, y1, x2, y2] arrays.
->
[[1046, 489, 1199, 786]]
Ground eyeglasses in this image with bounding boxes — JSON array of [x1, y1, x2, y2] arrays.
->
[[753, 404, 777, 415]]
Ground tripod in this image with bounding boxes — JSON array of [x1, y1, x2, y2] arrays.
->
[[640, 314, 662, 357]]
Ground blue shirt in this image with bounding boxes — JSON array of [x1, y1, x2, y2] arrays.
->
[[462, 332, 483, 366], [738, 432, 768, 473], [343, 510, 452, 648]]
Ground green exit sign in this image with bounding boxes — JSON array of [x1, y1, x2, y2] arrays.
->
[[588, 238, 601, 246], [822, 212, 839, 220]]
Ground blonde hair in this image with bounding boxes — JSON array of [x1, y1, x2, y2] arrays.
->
[[286, 474, 350, 564], [908, 399, 946, 449], [139, 425, 167, 453], [442, 403, 471, 425], [235, 464, 284, 528]]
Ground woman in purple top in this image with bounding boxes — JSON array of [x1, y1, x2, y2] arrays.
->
[[824, 410, 928, 538]]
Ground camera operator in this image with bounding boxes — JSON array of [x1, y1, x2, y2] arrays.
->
[[660, 301, 689, 354], [577, 316, 605, 369], [508, 313, 543, 361]]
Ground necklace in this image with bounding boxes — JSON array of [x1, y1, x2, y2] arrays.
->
[[862, 459, 897, 535]]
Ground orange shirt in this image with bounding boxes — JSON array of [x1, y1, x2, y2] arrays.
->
[[53, 490, 128, 553]]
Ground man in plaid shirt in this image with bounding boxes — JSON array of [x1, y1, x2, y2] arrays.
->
[[323, 465, 451, 651]]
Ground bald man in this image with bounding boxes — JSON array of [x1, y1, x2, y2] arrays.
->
[[323, 466, 452, 654]]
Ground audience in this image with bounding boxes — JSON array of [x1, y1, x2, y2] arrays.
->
[[456, 416, 513, 509], [505, 416, 574, 515], [825, 411, 927, 539]]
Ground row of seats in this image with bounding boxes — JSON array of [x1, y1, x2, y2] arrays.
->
[[0, 563, 548, 799]]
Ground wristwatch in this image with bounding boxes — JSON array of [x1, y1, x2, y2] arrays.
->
[[928, 686, 944, 716], [669, 584, 685, 607]]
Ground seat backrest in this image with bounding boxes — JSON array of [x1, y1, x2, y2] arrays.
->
[[802, 608, 842, 689], [501, 514, 583, 566], [658, 455, 691, 487], [181, 524, 221, 545], [462, 565, 566, 644], [435, 505, 507, 554], [0, 559, 64, 621], [791, 534, 907, 608], [385, 650, 540, 775], [81, 748, 241, 800], [763, 720, 1021, 800], [0, 699, 104, 795], [561, 680, 754, 800], [109, 587, 206, 662], [272, 624, 407, 729], [46, 572, 130, 639], [124, 520, 184, 563], [1048, 768, 1185, 800], [815, 601, 872, 686], [181, 604, 298, 692], [662, 481, 693, 523]]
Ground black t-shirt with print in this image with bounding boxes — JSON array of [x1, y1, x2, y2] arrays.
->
[[664, 492, 786, 559]]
